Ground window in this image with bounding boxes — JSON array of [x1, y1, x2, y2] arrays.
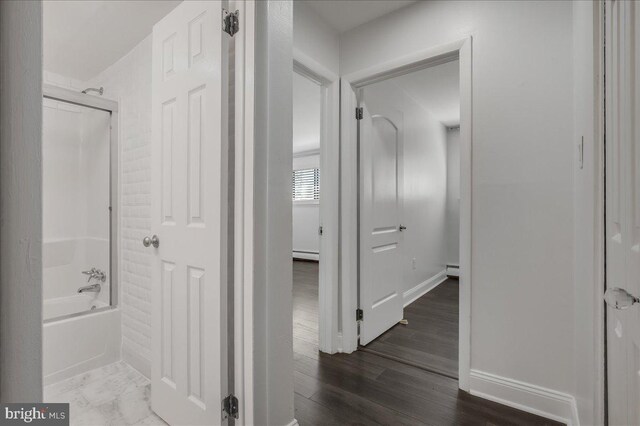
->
[[292, 168, 320, 201]]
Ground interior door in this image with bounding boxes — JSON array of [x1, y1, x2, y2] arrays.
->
[[150, 1, 228, 424], [605, 1, 640, 424], [358, 103, 403, 345]]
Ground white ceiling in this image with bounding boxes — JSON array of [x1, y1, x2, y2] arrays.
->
[[302, 0, 416, 33], [293, 72, 322, 154], [391, 60, 460, 127], [43, 1, 181, 81]]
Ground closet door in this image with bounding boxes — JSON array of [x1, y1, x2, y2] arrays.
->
[[149, 1, 228, 424]]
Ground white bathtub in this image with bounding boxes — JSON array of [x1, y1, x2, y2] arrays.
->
[[43, 296, 120, 385], [43, 238, 111, 306], [43, 294, 108, 322]]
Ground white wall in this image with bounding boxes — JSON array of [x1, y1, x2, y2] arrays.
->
[[292, 154, 320, 258], [446, 128, 461, 266], [293, 1, 340, 76], [0, 0, 43, 402], [88, 36, 154, 378], [292, 72, 321, 154], [363, 79, 448, 301], [341, 0, 576, 400]]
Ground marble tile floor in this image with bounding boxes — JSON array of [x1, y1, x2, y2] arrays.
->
[[44, 361, 167, 426]]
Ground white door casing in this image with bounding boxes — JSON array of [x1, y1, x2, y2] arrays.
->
[[605, 1, 640, 424], [150, 1, 228, 424], [358, 104, 403, 345]]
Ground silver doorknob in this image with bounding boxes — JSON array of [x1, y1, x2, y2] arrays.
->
[[604, 287, 639, 310], [399, 225, 407, 231], [142, 235, 160, 248]]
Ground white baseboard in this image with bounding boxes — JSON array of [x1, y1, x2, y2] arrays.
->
[[403, 270, 447, 307], [470, 370, 579, 426], [286, 420, 299, 426], [446, 265, 460, 277], [293, 251, 319, 261]]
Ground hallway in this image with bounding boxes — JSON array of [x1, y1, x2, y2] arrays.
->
[[292, 261, 562, 425]]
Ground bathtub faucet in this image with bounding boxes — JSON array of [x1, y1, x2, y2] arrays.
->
[[81, 267, 106, 283], [78, 283, 101, 294]]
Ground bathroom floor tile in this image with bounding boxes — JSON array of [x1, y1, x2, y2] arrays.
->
[[44, 361, 161, 426]]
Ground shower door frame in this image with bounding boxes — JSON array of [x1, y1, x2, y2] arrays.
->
[[42, 83, 119, 315]]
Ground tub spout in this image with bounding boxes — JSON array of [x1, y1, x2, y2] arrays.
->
[[78, 283, 101, 294]]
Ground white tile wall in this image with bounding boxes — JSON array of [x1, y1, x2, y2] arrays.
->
[[88, 36, 154, 378]]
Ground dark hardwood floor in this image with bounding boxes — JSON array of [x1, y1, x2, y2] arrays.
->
[[362, 278, 459, 379], [292, 260, 564, 426]]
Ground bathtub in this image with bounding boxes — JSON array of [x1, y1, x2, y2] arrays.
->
[[43, 294, 108, 322], [43, 295, 120, 385]]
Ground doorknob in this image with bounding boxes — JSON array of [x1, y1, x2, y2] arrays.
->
[[399, 225, 407, 231], [142, 235, 160, 248], [604, 287, 640, 310]]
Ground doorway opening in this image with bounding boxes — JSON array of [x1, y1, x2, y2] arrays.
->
[[354, 60, 462, 378], [292, 70, 323, 355], [291, 32, 564, 423], [41, 2, 232, 425]]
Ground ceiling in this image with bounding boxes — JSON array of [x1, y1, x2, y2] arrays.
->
[[44, 1, 181, 81], [44, 0, 417, 80], [302, 0, 416, 33], [391, 60, 460, 127], [293, 73, 322, 154]]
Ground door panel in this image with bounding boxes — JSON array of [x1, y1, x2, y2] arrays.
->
[[606, 1, 640, 424], [359, 106, 403, 345], [151, 1, 228, 424]]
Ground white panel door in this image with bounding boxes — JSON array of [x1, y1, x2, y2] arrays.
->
[[605, 1, 640, 425], [150, 2, 228, 425], [359, 104, 403, 345]]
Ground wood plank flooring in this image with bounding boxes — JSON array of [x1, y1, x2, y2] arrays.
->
[[362, 278, 459, 378], [292, 261, 564, 426]]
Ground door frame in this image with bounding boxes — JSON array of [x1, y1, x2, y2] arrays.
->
[[232, 1, 255, 423], [293, 51, 341, 354], [340, 37, 473, 390], [595, 1, 605, 423]]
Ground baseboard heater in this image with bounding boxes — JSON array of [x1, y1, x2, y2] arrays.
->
[[293, 250, 319, 262], [446, 264, 460, 277]]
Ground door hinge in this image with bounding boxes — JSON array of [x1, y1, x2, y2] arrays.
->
[[222, 394, 239, 419], [319, 226, 323, 236], [223, 9, 240, 37], [355, 107, 363, 120], [356, 308, 364, 321]]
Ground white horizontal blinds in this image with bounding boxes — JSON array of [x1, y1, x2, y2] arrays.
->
[[292, 168, 320, 201]]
